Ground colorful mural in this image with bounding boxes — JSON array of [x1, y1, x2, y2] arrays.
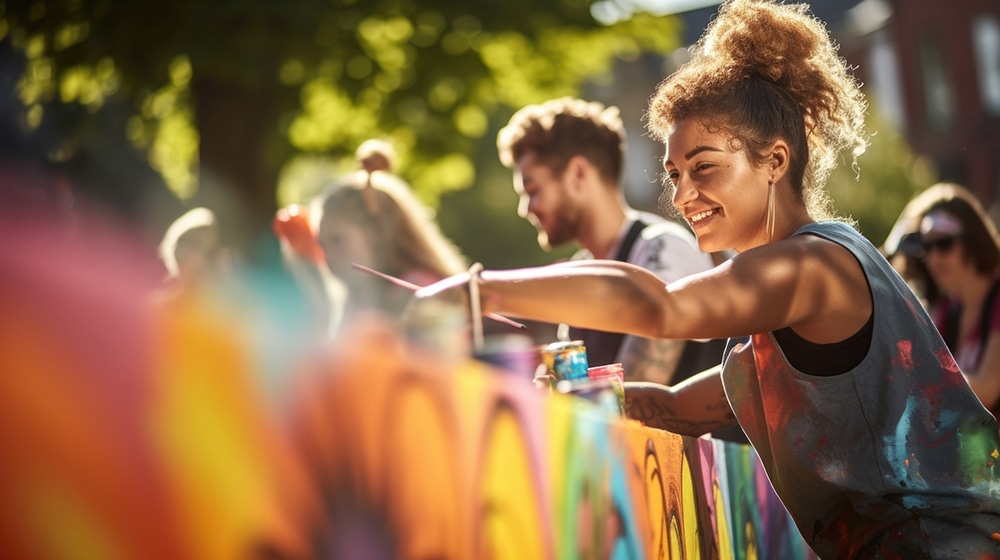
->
[[276, 321, 820, 560], [1, 209, 819, 559]]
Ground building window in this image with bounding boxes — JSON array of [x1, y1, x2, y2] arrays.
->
[[918, 34, 956, 130], [973, 15, 1000, 116], [869, 31, 905, 129]]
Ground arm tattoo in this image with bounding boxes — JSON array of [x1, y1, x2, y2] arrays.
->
[[618, 335, 685, 385], [624, 386, 737, 438]]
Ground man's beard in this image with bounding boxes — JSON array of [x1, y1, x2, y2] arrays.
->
[[536, 206, 580, 251]]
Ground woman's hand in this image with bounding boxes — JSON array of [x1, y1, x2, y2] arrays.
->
[[414, 271, 474, 301]]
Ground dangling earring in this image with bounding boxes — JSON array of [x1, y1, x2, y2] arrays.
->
[[766, 181, 776, 243]]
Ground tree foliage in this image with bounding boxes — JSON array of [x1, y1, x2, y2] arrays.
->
[[826, 99, 937, 247], [1, 0, 682, 241]]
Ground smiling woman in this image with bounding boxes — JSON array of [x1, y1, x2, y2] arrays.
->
[[415, 0, 1000, 558]]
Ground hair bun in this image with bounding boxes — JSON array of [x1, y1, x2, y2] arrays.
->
[[701, 0, 819, 87]]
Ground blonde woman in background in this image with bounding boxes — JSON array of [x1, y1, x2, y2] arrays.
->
[[312, 168, 466, 331]]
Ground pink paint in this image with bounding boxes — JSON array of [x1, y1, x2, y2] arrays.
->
[[893, 340, 914, 371], [588, 363, 624, 383], [933, 349, 964, 383]]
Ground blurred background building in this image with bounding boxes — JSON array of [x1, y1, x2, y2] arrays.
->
[[2, 0, 997, 266], [593, 0, 1000, 218]]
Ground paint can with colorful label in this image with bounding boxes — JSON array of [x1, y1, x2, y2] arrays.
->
[[540, 340, 589, 381]]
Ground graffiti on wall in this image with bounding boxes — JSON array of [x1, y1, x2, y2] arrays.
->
[[278, 322, 819, 560], [1, 209, 817, 559]]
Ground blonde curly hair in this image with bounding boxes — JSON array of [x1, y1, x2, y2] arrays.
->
[[647, 0, 869, 221]]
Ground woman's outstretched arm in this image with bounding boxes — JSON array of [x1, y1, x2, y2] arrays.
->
[[416, 234, 870, 345]]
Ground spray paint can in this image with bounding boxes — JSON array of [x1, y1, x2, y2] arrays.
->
[[540, 340, 589, 381], [556, 362, 626, 417], [586, 363, 626, 416]]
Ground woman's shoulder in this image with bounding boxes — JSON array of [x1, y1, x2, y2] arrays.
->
[[794, 221, 882, 262], [796, 220, 861, 238], [732, 230, 860, 287]]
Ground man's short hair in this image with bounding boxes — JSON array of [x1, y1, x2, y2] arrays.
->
[[497, 97, 626, 185]]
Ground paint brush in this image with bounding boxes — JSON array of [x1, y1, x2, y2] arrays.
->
[[350, 263, 526, 330]]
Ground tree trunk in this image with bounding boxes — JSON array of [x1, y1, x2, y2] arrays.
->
[[190, 73, 288, 257]]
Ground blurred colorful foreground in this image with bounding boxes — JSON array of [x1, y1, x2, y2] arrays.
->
[[0, 206, 817, 559]]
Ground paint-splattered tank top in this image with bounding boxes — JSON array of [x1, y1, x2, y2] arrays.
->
[[721, 221, 1000, 559]]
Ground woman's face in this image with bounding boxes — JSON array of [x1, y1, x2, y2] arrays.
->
[[663, 119, 771, 253], [317, 215, 377, 283], [921, 235, 972, 297], [919, 209, 978, 296]]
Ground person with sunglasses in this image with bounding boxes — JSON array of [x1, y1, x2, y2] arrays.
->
[[417, 1, 1000, 556], [884, 182, 1000, 421]]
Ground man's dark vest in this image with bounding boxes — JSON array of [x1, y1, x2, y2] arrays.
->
[[569, 219, 648, 368]]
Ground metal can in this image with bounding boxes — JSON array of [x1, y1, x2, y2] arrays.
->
[[586, 363, 626, 416], [556, 375, 624, 417], [540, 340, 589, 381]]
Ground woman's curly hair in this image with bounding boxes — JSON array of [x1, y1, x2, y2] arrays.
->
[[647, 0, 869, 221]]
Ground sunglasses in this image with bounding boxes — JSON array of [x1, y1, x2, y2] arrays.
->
[[920, 236, 961, 256]]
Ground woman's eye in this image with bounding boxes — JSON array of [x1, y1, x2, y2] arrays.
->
[[694, 162, 713, 173]]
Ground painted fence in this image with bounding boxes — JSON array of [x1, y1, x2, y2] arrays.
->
[[1, 210, 819, 559], [280, 322, 820, 559]]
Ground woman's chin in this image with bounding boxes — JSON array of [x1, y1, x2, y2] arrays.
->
[[695, 235, 727, 255]]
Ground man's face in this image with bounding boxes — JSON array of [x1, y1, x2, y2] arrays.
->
[[514, 152, 582, 250]]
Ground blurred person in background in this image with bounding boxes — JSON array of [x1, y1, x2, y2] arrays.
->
[[311, 165, 467, 332], [355, 138, 397, 174], [155, 206, 232, 303], [497, 97, 726, 384], [883, 183, 1000, 418]]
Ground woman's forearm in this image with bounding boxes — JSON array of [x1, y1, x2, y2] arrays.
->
[[479, 261, 669, 339], [622, 367, 736, 437]]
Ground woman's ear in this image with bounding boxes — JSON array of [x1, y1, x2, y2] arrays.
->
[[768, 140, 791, 184]]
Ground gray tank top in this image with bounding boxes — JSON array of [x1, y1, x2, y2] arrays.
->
[[721, 222, 1000, 559]]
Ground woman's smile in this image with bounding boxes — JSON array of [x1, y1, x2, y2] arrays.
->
[[687, 208, 719, 227]]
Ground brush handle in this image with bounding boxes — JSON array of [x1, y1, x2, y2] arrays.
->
[[350, 263, 526, 330]]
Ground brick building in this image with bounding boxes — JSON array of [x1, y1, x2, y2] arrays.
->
[[842, 0, 1000, 209]]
